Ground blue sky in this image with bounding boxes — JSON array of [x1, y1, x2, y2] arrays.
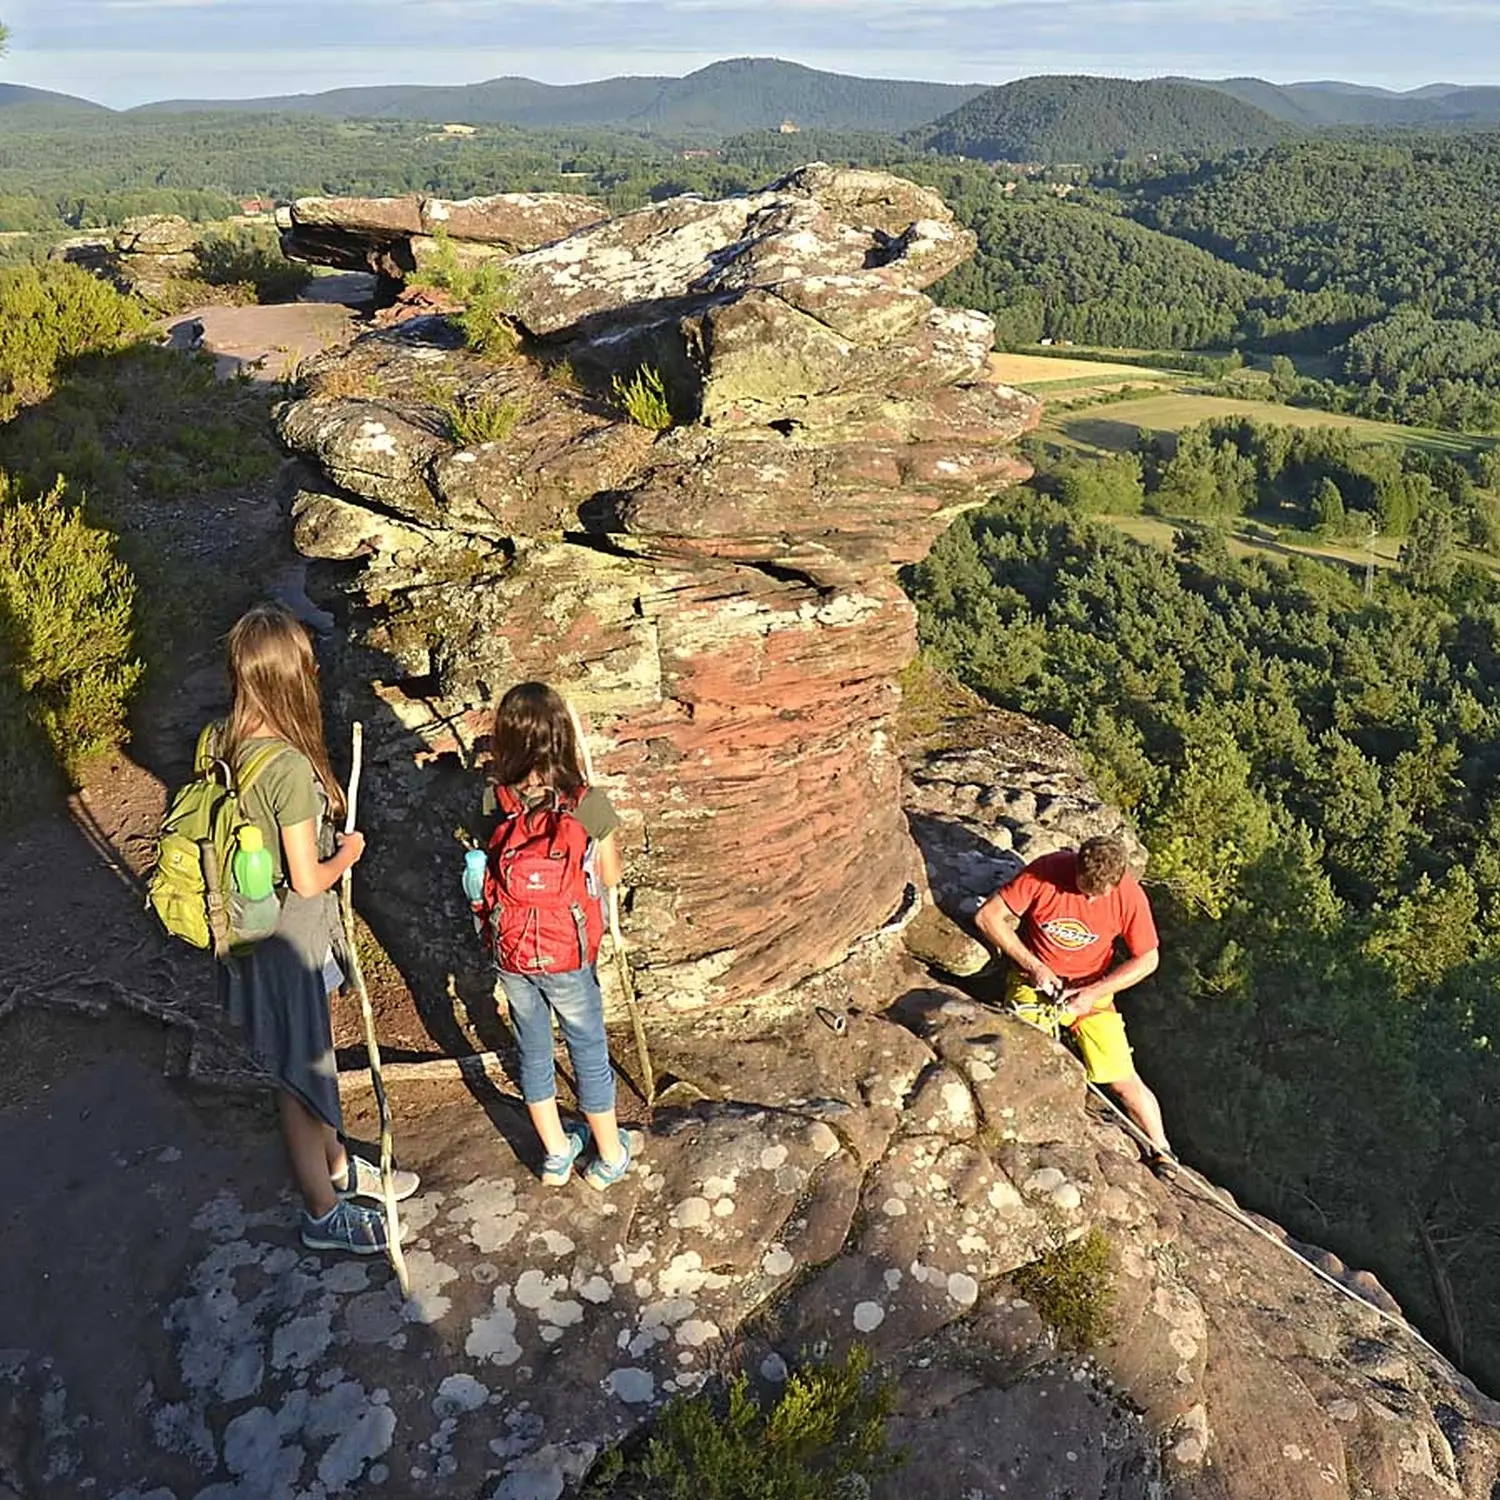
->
[[3, 1, 1497, 108]]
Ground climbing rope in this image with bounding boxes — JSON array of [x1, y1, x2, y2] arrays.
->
[[1012, 999, 1455, 1369]]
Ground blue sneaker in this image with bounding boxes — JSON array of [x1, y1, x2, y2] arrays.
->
[[541, 1123, 590, 1187], [300, 1198, 389, 1255], [583, 1129, 640, 1192]]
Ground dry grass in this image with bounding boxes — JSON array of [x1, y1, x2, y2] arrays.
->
[[986, 351, 1169, 386], [306, 364, 381, 400]]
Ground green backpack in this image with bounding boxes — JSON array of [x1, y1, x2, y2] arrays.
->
[[147, 724, 288, 957]]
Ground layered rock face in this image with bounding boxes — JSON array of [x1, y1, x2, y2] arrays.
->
[[278, 166, 1039, 1016], [277, 192, 608, 283]]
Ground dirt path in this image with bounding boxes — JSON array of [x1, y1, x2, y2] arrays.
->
[[0, 281, 461, 1496]]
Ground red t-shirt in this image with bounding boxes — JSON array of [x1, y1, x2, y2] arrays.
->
[[1001, 851, 1158, 986]]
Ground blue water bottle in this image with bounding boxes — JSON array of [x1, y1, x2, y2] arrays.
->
[[462, 847, 488, 907]]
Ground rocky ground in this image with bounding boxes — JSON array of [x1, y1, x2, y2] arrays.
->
[[3, 169, 1499, 1500], [3, 703, 1498, 1500]]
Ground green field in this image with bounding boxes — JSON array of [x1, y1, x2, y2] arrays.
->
[[1044, 390, 1494, 461], [1100, 512, 1412, 574]]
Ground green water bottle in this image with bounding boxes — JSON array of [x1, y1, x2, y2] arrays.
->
[[233, 824, 275, 903]]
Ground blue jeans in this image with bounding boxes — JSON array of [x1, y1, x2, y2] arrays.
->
[[495, 965, 616, 1116]]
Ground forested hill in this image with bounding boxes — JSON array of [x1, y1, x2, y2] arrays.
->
[[912, 76, 1291, 162], [1131, 137, 1500, 328], [135, 58, 986, 137], [1197, 76, 1500, 129], [0, 82, 107, 118]]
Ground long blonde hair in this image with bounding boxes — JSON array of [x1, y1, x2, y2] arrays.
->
[[224, 602, 346, 822]]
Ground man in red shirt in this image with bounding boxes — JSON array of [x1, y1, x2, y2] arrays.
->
[[975, 836, 1174, 1174]]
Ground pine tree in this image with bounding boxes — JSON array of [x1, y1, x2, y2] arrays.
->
[[1312, 477, 1346, 537]]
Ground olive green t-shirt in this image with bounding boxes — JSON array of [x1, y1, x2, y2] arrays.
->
[[482, 784, 620, 841], [237, 738, 326, 885]]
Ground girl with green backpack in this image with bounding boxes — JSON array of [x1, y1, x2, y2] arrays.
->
[[215, 603, 418, 1254]]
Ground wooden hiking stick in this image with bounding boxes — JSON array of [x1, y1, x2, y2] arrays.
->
[[565, 701, 656, 1112], [340, 722, 411, 1295]]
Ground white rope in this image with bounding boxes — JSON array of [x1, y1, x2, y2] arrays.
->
[[1078, 1074, 1453, 1369]]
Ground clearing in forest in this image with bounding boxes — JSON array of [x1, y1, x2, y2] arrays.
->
[[985, 351, 1171, 388], [1046, 391, 1491, 460]]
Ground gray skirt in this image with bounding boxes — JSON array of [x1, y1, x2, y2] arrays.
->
[[219, 887, 346, 1132]]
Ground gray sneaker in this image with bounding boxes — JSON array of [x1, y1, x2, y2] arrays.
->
[[301, 1198, 389, 1255], [337, 1154, 420, 1203]]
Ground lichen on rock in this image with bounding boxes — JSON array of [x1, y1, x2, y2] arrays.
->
[[277, 165, 1040, 1017]]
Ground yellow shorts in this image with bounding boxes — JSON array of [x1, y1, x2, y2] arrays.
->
[[1005, 970, 1136, 1086]]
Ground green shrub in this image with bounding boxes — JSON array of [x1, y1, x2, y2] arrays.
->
[[0, 477, 141, 814], [613, 364, 673, 430], [1012, 1225, 1116, 1351], [409, 228, 519, 359], [0, 262, 150, 421], [444, 390, 526, 446], [583, 1346, 901, 1500], [194, 225, 312, 304]]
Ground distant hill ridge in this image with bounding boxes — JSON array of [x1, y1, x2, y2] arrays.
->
[[5, 60, 1500, 145], [132, 57, 988, 137], [912, 75, 1291, 162], [0, 81, 108, 117], [1196, 76, 1500, 127]]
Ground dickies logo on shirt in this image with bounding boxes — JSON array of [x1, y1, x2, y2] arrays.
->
[[1040, 917, 1101, 950]]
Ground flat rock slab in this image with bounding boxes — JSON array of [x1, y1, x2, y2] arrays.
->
[[158, 301, 360, 382]]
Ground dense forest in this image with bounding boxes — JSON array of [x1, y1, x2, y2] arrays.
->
[[1129, 137, 1500, 327], [906, 497, 1500, 1385], [912, 75, 1291, 163]]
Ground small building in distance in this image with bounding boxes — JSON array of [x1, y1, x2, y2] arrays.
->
[[441, 123, 477, 137], [239, 198, 269, 216], [778, 118, 801, 135]]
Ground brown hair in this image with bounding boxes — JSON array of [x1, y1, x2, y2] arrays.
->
[[224, 602, 346, 822], [491, 682, 585, 796], [1076, 836, 1128, 897]]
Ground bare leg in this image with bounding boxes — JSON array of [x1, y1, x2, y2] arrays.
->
[[1110, 1073, 1171, 1156], [584, 1108, 624, 1167], [324, 1125, 349, 1185], [277, 1091, 338, 1217], [527, 1097, 570, 1158]]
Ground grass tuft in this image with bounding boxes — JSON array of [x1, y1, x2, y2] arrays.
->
[[444, 390, 526, 446], [612, 364, 673, 431], [1012, 1224, 1116, 1351]]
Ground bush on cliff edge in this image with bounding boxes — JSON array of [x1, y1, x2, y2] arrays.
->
[[582, 1346, 901, 1500], [0, 477, 141, 820], [0, 262, 151, 422]]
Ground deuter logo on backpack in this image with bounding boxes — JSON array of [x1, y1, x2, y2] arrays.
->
[[478, 785, 604, 973]]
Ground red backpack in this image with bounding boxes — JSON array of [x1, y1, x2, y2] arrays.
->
[[480, 784, 605, 974]]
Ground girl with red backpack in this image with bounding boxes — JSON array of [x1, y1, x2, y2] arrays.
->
[[479, 682, 635, 1189]]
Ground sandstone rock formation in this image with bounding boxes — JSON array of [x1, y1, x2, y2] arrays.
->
[[277, 192, 608, 284], [51, 213, 204, 304], [5, 716, 1497, 1500], [276, 166, 1039, 1020]]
